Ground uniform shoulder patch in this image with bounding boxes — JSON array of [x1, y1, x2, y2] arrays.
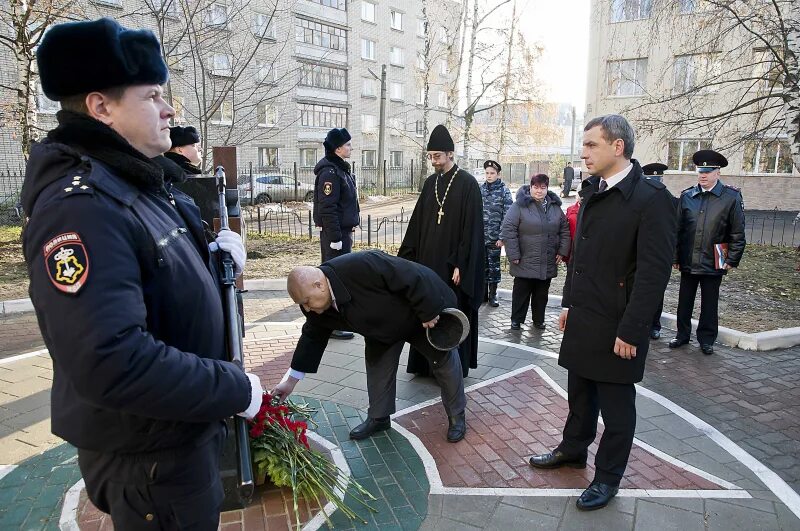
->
[[680, 186, 694, 194], [60, 173, 93, 197], [323, 181, 333, 196], [723, 184, 741, 192], [43, 232, 89, 294]]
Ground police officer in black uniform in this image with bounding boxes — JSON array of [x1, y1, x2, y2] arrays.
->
[[21, 18, 264, 529], [312, 127, 360, 339], [642, 162, 669, 339], [669, 150, 746, 355], [165, 125, 203, 176]]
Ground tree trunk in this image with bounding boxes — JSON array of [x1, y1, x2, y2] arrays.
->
[[496, 1, 516, 159], [462, 0, 480, 165], [785, 1, 800, 173]]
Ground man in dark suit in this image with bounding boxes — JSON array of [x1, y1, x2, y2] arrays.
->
[[529, 115, 677, 510], [271, 251, 468, 442]]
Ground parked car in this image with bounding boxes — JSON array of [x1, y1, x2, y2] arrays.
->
[[570, 170, 584, 191], [470, 167, 486, 185], [241, 174, 314, 204]]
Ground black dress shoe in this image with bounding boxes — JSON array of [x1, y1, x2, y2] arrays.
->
[[650, 329, 661, 340], [528, 450, 587, 469], [349, 417, 391, 440], [331, 330, 354, 340], [668, 338, 689, 348], [701, 344, 714, 355], [446, 412, 466, 442], [576, 481, 619, 511], [510, 321, 521, 330], [533, 322, 546, 330]]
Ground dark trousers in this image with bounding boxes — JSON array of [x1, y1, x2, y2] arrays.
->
[[511, 277, 551, 324], [651, 296, 664, 332], [78, 425, 226, 530], [676, 272, 723, 345], [557, 372, 636, 486], [365, 334, 466, 419], [320, 230, 352, 263]]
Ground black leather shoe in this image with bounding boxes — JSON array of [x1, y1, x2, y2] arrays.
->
[[533, 322, 546, 330], [650, 329, 661, 340], [331, 330, 354, 340], [668, 338, 689, 348], [349, 417, 390, 440], [447, 413, 466, 442], [701, 344, 714, 355], [510, 322, 521, 330], [576, 481, 619, 511], [528, 450, 587, 469]]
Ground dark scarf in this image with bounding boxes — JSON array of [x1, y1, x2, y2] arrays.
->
[[325, 153, 352, 175], [47, 110, 165, 190], [164, 151, 202, 176]]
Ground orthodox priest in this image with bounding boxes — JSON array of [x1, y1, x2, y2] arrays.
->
[[399, 124, 484, 377]]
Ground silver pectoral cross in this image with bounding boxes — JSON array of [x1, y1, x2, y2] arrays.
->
[[437, 208, 444, 224]]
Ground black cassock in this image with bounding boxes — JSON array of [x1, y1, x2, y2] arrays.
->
[[399, 165, 485, 377]]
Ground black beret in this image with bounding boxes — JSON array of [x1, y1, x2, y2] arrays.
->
[[427, 124, 455, 152], [37, 18, 168, 101], [483, 160, 502, 172], [323, 128, 352, 153], [692, 149, 728, 169], [170, 126, 200, 149], [642, 162, 668, 176]]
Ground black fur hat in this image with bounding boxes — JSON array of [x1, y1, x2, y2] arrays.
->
[[484, 160, 502, 172], [37, 18, 168, 101], [170, 126, 200, 149], [427, 125, 455, 152], [323, 128, 352, 154]]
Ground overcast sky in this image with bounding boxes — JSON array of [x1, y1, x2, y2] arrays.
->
[[515, 0, 591, 113]]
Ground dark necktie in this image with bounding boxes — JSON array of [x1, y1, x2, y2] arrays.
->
[[599, 180, 608, 193]]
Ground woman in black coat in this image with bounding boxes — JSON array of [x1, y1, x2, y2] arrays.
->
[[500, 174, 570, 330]]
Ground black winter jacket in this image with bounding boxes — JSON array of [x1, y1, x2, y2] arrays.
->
[[676, 180, 745, 275], [20, 111, 250, 454], [312, 155, 360, 242]]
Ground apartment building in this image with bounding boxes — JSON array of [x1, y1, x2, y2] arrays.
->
[[0, 0, 459, 177]]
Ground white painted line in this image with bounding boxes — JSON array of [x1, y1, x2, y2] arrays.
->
[[244, 321, 304, 327], [0, 348, 49, 365], [479, 337, 558, 359], [59, 478, 84, 531], [0, 464, 17, 482], [243, 332, 301, 344], [430, 485, 749, 499], [391, 423, 443, 490]]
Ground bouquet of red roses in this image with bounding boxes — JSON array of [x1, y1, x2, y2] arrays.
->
[[248, 393, 376, 527]]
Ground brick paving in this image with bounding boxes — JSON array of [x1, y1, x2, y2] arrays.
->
[[396, 368, 721, 491], [0, 312, 44, 360]]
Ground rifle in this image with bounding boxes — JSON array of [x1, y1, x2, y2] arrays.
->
[[215, 165, 255, 502]]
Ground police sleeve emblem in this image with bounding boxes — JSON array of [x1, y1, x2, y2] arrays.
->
[[43, 232, 89, 294], [323, 181, 333, 196]]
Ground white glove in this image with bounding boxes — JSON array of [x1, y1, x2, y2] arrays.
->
[[329, 241, 343, 251], [211, 229, 246, 276], [237, 372, 264, 419]]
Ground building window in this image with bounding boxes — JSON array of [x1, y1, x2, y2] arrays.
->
[[390, 10, 403, 30], [752, 49, 780, 92], [361, 38, 375, 60], [362, 77, 378, 97], [417, 18, 425, 37], [362, 149, 377, 167], [167, 52, 184, 72], [667, 139, 712, 171], [253, 12, 276, 39], [172, 95, 185, 123], [300, 148, 318, 167], [438, 90, 448, 108], [415, 120, 424, 137], [295, 17, 347, 51], [610, 0, 652, 22], [679, 0, 696, 14], [299, 103, 347, 128], [389, 82, 403, 100], [153, 0, 178, 17], [438, 27, 447, 44], [257, 103, 276, 126], [606, 58, 647, 96], [211, 53, 232, 77], [206, 2, 228, 27], [743, 140, 794, 174], [211, 100, 233, 124], [361, 1, 376, 22], [299, 63, 347, 91], [673, 53, 721, 93], [439, 59, 448, 75], [417, 87, 425, 105], [37, 83, 60, 113], [390, 46, 404, 66], [389, 151, 403, 167], [308, 0, 346, 10], [256, 61, 276, 84], [417, 53, 425, 71], [388, 117, 403, 135], [362, 114, 377, 133], [258, 147, 279, 168]]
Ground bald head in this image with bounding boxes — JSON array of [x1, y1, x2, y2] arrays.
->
[[287, 266, 332, 313]]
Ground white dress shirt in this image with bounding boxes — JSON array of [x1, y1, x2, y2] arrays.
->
[[599, 163, 633, 191]]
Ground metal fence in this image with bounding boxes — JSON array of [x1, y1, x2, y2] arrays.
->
[[0, 170, 24, 226], [236, 160, 418, 206], [245, 206, 800, 249]]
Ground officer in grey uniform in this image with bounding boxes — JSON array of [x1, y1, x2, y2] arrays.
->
[[480, 160, 513, 307]]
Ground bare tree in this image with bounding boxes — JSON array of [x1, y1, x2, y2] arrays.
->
[[0, 0, 83, 159]]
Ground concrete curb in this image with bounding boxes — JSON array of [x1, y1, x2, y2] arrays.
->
[[2, 281, 797, 351]]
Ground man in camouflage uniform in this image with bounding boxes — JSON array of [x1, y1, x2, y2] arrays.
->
[[480, 160, 513, 307]]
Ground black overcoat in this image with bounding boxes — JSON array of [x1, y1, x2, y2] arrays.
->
[[289, 251, 457, 374], [559, 161, 677, 384]]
